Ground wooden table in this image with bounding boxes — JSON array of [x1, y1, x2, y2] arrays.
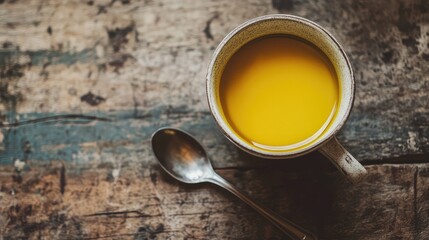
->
[[0, 0, 428, 239]]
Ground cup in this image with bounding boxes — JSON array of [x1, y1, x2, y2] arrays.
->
[[206, 14, 367, 183]]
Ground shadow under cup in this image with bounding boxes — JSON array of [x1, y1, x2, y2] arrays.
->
[[206, 15, 354, 159]]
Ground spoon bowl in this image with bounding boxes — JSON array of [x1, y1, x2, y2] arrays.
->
[[151, 127, 317, 240], [152, 127, 214, 183]]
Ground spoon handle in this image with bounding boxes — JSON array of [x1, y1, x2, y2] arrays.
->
[[208, 173, 317, 240]]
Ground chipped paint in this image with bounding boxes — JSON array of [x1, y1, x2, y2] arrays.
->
[[14, 159, 25, 171], [112, 168, 120, 182], [0, 107, 428, 165], [407, 132, 418, 151], [0, 107, 219, 165]]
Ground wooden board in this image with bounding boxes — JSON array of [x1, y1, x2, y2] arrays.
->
[[0, 0, 428, 239], [1, 162, 429, 239], [0, 0, 427, 164]]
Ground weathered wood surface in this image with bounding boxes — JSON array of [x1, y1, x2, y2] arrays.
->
[[0, 0, 428, 239], [1, 162, 429, 239], [0, 0, 427, 164]]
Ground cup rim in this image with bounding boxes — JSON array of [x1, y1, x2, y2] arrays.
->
[[206, 14, 355, 159]]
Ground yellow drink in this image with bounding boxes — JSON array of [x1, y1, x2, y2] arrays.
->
[[219, 36, 340, 152]]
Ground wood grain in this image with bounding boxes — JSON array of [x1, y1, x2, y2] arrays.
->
[[0, 0, 427, 164], [1, 162, 429, 239], [0, 0, 428, 239]]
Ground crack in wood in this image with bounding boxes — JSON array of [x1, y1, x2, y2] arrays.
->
[[60, 162, 66, 194], [83, 210, 161, 218], [0, 114, 111, 128], [166, 210, 238, 217]]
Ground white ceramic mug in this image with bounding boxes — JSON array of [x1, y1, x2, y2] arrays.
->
[[206, 14, 367, 183]]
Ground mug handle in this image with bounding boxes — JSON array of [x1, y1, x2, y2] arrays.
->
[[319, 137, 367, 184]]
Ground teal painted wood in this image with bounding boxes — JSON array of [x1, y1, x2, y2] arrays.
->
[[0, 107, 427, 166], [0, 109, 216, 163]]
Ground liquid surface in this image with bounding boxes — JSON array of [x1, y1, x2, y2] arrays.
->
[[219, 36, 339, 151]]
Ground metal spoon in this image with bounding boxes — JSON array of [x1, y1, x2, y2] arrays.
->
[[151, 127, 317, 240]]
